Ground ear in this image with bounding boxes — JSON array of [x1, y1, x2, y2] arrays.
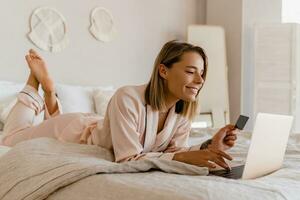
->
[[158, 64, 168, 80]]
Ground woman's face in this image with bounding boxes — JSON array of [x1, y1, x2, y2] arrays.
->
[[160, 51, 205, 103]]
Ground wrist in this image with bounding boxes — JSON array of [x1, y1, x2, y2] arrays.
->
[[200, 139, 212, 150], [173, 152, 186, 162]]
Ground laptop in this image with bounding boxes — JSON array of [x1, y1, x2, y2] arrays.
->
[[209, 113, 294, 179]]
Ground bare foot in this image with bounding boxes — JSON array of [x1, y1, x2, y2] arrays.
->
[[25, 49, 55, 93]]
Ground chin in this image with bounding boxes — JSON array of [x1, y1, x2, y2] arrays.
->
[[181, 95, 196, 102]]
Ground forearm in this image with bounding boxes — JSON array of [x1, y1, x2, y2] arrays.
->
[[118, 152, 175, 163]]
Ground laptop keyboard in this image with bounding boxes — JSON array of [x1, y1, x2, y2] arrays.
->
[[208, 165, 245, 179]]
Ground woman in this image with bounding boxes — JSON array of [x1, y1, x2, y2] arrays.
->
[[2, 40, 237, 170]]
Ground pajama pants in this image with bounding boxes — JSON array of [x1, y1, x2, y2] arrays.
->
[[1, 85, 101, 147]]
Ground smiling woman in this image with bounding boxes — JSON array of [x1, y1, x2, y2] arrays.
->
[[145, 40, 207, 120], [1, 40, 238, 170]]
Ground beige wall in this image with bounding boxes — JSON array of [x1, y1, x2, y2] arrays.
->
[[0, 0, 206, 88], [205, 0, 282, 129], [206, 0, 243, 123], [242, 0, 282, 129], [196, 0, 207, 24]]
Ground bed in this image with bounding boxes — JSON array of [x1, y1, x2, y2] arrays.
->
[[0, 129, 299, 200], [0, 81, 299, 199], [0, 132, 10, 157]]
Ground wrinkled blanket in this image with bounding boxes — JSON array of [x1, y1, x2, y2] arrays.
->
[[0, 130, 300, 200], [0, 138, 207, 200]]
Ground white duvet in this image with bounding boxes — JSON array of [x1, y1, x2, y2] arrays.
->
[[0, 130, 299, 200]]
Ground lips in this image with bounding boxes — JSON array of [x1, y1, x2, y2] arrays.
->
[[186, 86, 199, 94]]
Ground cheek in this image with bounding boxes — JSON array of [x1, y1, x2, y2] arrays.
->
[[171, 72, 190, 84], [167, 74, 190, 93], [170, 74, 184, 84]]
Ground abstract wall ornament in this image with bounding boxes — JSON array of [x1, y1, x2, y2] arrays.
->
[[89, 7, 116, 42], [27, 7, 69, 52]]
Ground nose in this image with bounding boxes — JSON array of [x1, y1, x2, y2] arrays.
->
[[194, 72, 204, 84]]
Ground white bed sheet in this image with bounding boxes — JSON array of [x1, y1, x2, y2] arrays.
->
[[46, 129, 300, 200]]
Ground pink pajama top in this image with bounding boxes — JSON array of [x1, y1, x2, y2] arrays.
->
[[88, 85, 201, 162]]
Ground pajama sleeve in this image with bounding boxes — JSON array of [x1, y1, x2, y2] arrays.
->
[[164, 118, 203, 154], [107, 88, 174, 162]]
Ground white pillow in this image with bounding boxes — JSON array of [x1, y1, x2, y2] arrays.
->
[[93, 88, 115, 116], [0, 81, 23, 102], [0, 81, 23, 125], [55, 84, 114, 114], [0, 98, 17, 123], [55, 84, 96, 113]]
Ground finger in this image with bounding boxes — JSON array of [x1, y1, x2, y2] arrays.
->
[[224, 124, 235, 130], [212, 157, 230, 170], [227, 128, 238, 134], [224, 135, 237, 141], [226, 131, 237, 136], [225, 140, 235, 147], [198, 161, 216, 169], [209, 148, 233, 160], [224, 138, 236, 144]]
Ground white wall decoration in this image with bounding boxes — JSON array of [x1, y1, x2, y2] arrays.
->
[[27, 7, 69, 52], [89, 7, 116, 42]]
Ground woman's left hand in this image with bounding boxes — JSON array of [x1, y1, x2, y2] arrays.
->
[[209, 125, 239, 151]]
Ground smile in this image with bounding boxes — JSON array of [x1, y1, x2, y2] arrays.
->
[[186, 86, 199, 94]]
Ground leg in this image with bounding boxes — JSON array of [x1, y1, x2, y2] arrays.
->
[[2, 85, 45, 146], [1, 84, 97, 146], [2, 82, 100, 146], [26, 71, 39, 91], [1, 50, 62, 146], [3, 98, 99, 147], [25, 49, 58, 116], [3, 112, 97, 147]]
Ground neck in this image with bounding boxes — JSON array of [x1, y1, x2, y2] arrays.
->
[[161, 95, 179, 113]]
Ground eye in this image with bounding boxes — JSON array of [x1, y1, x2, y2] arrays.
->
[[185, 71, 194, 74]]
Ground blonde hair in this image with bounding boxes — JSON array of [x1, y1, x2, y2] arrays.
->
[[145, 40, 208, 121]]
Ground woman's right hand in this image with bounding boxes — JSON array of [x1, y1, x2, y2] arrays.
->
[[173, 148, 232, 169]]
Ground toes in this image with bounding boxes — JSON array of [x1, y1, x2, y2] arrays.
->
[[29, 49, 39, 58], [25, 55, 31, 63], [30, 49, 40, 57], [29, 49, 36, 54]]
